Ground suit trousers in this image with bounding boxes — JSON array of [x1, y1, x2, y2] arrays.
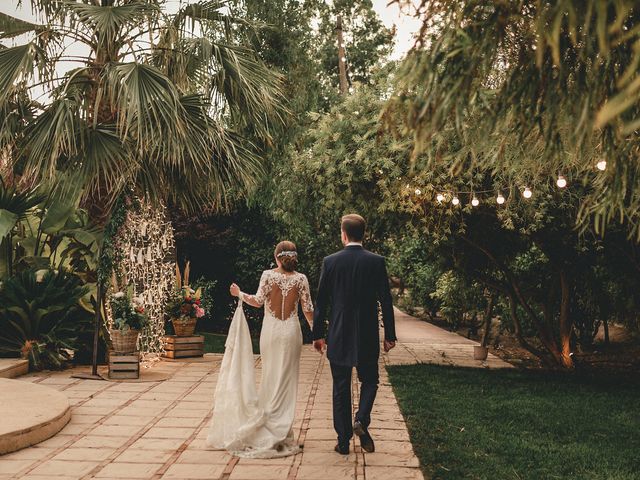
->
[[329, 361, 379, 444]]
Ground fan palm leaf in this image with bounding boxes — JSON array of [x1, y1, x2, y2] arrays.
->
[[0, 44, 37, 105], [0, 12, 44, 40], [0, 179, 45, 238]]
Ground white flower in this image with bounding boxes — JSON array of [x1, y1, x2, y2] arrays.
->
[[113, 292, 126, 299]]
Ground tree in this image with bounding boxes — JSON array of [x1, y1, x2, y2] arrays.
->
[[0, 0, 285, 223], [272, 72, 640, 368], [387, 0, 640, 240], [172, 0, 397, 321], [315, 0, 394, 107]]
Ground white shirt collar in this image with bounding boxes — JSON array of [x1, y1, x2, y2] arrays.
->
[[346, 242, 363, 247]]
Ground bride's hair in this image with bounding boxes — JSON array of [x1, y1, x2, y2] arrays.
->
[[275, 241, 298, 272]]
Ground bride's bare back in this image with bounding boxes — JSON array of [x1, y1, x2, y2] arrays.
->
[[242, 270, 313, 321]]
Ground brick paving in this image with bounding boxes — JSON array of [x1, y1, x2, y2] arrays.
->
[[383, 308, 514, 369], [1, 309, 511, 479]]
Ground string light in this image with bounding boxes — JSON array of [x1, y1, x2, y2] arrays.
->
[[496, 193, 505, 205], [556, 175, 567, 188], [596, 160, 607, 171], [522, 187, 533, 199], [471, 196, 480, 207], [451, 196, 460, 206], [110, 200, 175, 363], [436, 193, 445, 203]]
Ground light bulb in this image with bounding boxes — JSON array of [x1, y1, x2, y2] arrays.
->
[[451, 196, 460, 206], [596, 160, 607, 171], [556, 175, 567, 188], [522, 187, 532, 199], [496, 193, 505, 205], [341, 57, 347, 62], [415, 188, 422, 195], [436, 193, 445, 203], [471, 197, 480, 207]]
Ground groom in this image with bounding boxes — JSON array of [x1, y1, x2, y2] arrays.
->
[[312, 214, 396, 455]]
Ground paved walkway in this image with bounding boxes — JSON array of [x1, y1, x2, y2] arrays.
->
[[383, 308, 513, 369], [0, 309, 511, 480]]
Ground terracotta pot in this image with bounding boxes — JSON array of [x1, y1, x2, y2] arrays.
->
[[172, 317, 197, 336], [473, 345, 489, 360], [110, 329, 140, 354]]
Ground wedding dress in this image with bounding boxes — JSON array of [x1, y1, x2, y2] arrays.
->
[[206, 270, 313, 458]]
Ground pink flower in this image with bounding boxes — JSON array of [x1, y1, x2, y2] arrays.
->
[[195, 306, 205, 318]]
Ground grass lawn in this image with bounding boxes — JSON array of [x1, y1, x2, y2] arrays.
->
[[201, 332, 259, 354], [387, 364, 640, 480]]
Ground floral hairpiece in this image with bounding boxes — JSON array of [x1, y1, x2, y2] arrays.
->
[[277, 250, 297, 258]]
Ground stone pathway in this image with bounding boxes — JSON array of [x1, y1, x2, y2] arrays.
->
[[0, 309, 510, 480], [383, 308, 513, 369]]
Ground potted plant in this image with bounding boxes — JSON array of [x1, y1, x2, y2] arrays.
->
[[110, 289, 148, 353], [473, 290, 494, 361], [167, 286, 205, 336]]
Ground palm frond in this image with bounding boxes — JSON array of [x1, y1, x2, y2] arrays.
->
[[208, 40, 286, 137], [133, 93, 261, 212], [22, 96, 84, 180], [0, 180, 44, 238], [177, 0, 264, 38], [66, 1, 159, 52], [0, 12, 43, 39], [0, 44, 36, 105], [104, 62, 188, 161]]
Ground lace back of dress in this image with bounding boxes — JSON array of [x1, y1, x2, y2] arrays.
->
[[268, 278, 301, 321]]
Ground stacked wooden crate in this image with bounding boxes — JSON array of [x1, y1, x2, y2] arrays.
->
[[162, 335, 205, 359], [108, 351, 140, 379]]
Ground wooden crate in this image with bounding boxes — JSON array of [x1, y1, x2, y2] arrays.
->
[[163, 335, 205, 359], [108, 352, 140, 379]]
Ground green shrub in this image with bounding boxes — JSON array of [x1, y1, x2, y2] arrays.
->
[[0, 269, 92, 370], [431, 270, 484, 329], [387, 236, 443, 317]]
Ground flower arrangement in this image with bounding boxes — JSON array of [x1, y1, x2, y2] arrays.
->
[[110, 289, 148, 331], [167, 286, 205, 322], [166, 261, 206, 336]]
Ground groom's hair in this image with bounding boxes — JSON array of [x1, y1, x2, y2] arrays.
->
[[341, 214, 366, 242]]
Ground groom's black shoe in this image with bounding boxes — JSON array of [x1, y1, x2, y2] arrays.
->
[[334, 442, 350, 455], [354, 421, 375, 453]]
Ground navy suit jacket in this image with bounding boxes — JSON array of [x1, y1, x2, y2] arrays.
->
[[312, 245, 396, 366]]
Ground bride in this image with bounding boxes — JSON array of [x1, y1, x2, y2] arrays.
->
[[206, 241, 314, 458]]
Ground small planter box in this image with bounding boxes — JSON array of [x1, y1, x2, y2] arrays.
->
[[162, 335, 205, 359], [108, 351, 140, 379]]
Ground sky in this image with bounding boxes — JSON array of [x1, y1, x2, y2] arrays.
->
[[0, 0, 421, 60]]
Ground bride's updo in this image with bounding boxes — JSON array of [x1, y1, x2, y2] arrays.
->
[[275, 241, 298, 273]]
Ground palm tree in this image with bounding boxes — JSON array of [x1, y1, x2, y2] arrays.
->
[[0, 0, 285, 222]]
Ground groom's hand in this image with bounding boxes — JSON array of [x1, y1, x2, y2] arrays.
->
[[384, 340, 396, 352], [313, 339, 326, 354]]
